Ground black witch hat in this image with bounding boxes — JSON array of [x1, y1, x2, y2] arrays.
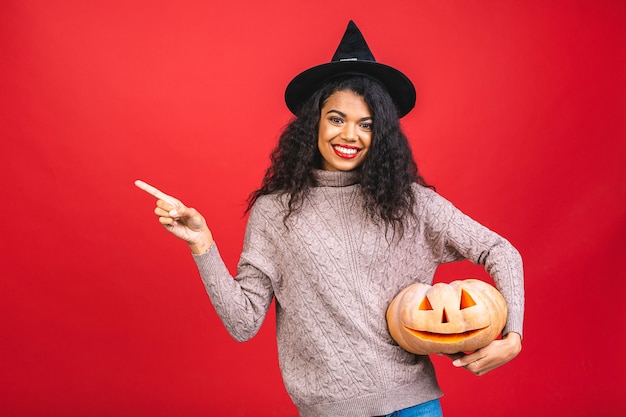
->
[[284, 21, 416, 118]]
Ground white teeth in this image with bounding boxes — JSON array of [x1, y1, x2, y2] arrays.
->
[[334, 145, 358, 155]]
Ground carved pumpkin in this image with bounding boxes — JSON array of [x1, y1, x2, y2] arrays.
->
[[386, 279, 507, 355]]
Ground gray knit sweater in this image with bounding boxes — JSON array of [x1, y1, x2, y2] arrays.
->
[[193, 169, 524, 417]]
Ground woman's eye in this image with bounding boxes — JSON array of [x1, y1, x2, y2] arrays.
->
[[329, 117, 343, 124], [360, 123, 373, 131]]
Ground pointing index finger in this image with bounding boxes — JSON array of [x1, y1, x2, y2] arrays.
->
[[134, 180, 178, 205]]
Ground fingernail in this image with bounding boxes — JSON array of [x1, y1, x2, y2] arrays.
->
[[453, 360, 461, 367], [170, 209, 178, 217]]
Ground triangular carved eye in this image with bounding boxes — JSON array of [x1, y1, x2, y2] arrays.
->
[[418, 296, 433, 311], [460, 289, 477, 309]]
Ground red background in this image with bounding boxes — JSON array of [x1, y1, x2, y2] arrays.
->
[[2, 1, 625, 416]]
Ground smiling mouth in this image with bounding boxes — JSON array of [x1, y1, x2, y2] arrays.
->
[[333, 144, 360, 159], [403, 327, 488, 343]]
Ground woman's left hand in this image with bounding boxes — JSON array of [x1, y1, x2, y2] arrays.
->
[[448, 332, 522, 376]]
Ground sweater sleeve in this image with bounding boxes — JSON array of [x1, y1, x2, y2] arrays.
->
[[192, 244, 274, 342], [423, 188, 525, 338], [191, 200, 279, 342]]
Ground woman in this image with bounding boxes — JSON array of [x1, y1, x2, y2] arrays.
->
[[136, 21, 523, 417]]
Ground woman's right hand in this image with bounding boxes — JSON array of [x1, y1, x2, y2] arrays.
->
[[134, 180, 214, 254]]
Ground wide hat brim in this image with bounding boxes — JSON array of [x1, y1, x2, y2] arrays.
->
[[284, 21, 416, 118], [285, 61, 416, 118]]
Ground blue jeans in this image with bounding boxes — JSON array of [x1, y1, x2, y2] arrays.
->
[[376, 399, 443, 417]]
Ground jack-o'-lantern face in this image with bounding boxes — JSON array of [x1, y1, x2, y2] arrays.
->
[[386, 279, 507, 355]]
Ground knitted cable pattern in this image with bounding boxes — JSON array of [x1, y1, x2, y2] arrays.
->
[[193, 169, 524, 417]]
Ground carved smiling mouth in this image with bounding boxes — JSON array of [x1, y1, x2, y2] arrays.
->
[[333, 144, 360, 159], [403, 326, 489, 343]]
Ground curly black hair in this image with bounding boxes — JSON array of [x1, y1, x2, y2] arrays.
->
[[247, 75, 432, 236]]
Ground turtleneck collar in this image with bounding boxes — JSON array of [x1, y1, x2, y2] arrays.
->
[[312, 169, 361, 187]]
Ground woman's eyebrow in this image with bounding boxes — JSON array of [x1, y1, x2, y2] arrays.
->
[[325, 109, 346, 117], [325, 109, 372, 121]]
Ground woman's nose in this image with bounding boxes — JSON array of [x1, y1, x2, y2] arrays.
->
[[342, 123, 357, 141]]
